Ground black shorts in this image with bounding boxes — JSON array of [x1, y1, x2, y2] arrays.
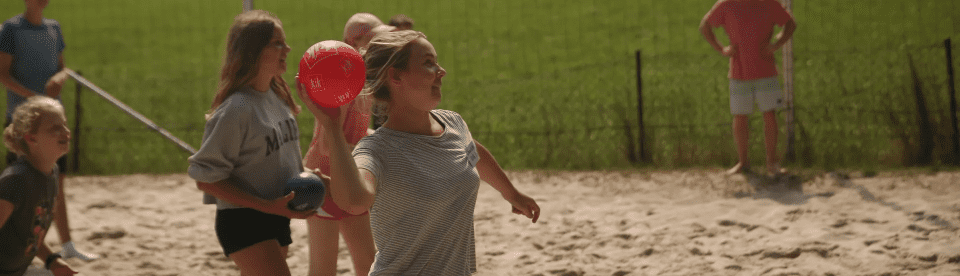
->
[[3, 120, 67, 173], [215, 208, 292, 257]]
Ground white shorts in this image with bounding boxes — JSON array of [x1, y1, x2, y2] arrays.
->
[[729, 77, 784, 115]]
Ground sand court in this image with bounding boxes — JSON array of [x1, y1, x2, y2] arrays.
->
[[32, 170, 960, 275]]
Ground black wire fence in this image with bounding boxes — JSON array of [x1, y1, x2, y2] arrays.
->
[[62, 39, 960, 173], [5, 0, 955, 174]]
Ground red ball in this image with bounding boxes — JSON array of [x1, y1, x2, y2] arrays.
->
[[298, 40, 365, 108]]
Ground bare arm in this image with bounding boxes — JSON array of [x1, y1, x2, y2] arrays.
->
[[323, 121, 376, 215], [0, 52, 40, 98], [700, 2, 737, 57], [0, 199, 13, 229], [53, 178, 69, 243], [699, 19, 724, 54], [1, 199, 76, 274], [475, 140, 518, 197], [296, 77, 376, 214], [770, 19, 797, 52], [44, 53, 69, 99], [302, 117, 367, 170], [700, 19, 737, 58], [474, 140, 540, 223], [196, 180, 315, 219], [36, 242, 77, 275]]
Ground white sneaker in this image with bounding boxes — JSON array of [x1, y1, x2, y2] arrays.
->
[[60, 241, 100, 261]]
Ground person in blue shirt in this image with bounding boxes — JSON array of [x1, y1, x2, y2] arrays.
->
[[0, 0, 98, 262]]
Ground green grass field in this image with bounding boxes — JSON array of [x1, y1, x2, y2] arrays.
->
[[0, 0, 958, 175]]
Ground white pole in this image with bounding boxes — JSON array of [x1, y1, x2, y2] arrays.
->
[[781, 0, 796, 162], [65, 69, 198, 154], [243, 0, 254, 12]]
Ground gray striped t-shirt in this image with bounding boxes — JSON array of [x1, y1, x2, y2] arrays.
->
[[354, 109, 481, 275]]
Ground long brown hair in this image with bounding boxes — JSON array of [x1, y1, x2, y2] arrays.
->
[[207, 10, 300, 119]]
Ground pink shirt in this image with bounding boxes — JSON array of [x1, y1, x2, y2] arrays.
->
[[303, 94, 373, 174], [706, 0, 793, 80]]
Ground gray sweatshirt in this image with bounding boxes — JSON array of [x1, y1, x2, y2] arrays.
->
[[188, 86, 303, 210]]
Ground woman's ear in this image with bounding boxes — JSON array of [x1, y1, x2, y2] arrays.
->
[[387, 67, 403, 87]]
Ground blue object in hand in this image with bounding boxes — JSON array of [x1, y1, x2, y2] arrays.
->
[[284, 172, 326, 211]]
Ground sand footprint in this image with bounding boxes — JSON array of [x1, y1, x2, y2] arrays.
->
[[87, 228, 127, 240]]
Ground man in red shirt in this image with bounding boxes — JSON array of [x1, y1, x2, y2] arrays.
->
[[700, 0, 796, 175]]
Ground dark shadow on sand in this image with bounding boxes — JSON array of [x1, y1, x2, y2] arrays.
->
[[734, 171, 956, 230], [827, 173, 956, 230], [733, 171, 834, 205]]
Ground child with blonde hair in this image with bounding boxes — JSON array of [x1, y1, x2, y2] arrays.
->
[[342, 13, 386, 50], [0, 96, 77, 276]]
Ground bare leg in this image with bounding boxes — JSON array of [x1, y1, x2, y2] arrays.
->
[[762, 110, 786, 175], [307, 216, 341, 276], [54, 173, 70, 243], [55, 173, 99, 260], [229, 240, 291, 276], [727, 114, 751, 174], [339, 214, 376, 276]]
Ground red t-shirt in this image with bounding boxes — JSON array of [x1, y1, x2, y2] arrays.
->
[[706, 0, 793, 80], [303, 94, 373, 220], [304, 94, 373, 174]]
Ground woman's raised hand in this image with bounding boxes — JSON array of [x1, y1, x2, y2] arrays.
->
[[296, 74, 347, 127]]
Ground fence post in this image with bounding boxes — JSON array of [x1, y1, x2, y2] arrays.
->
[[635, 50, 647, 162], [781, 0, 796, 163], [242, 0, 253, 12], [908, 54, 934, 165], [946, 38, 959, 164], [71, 70, 82, 173]]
